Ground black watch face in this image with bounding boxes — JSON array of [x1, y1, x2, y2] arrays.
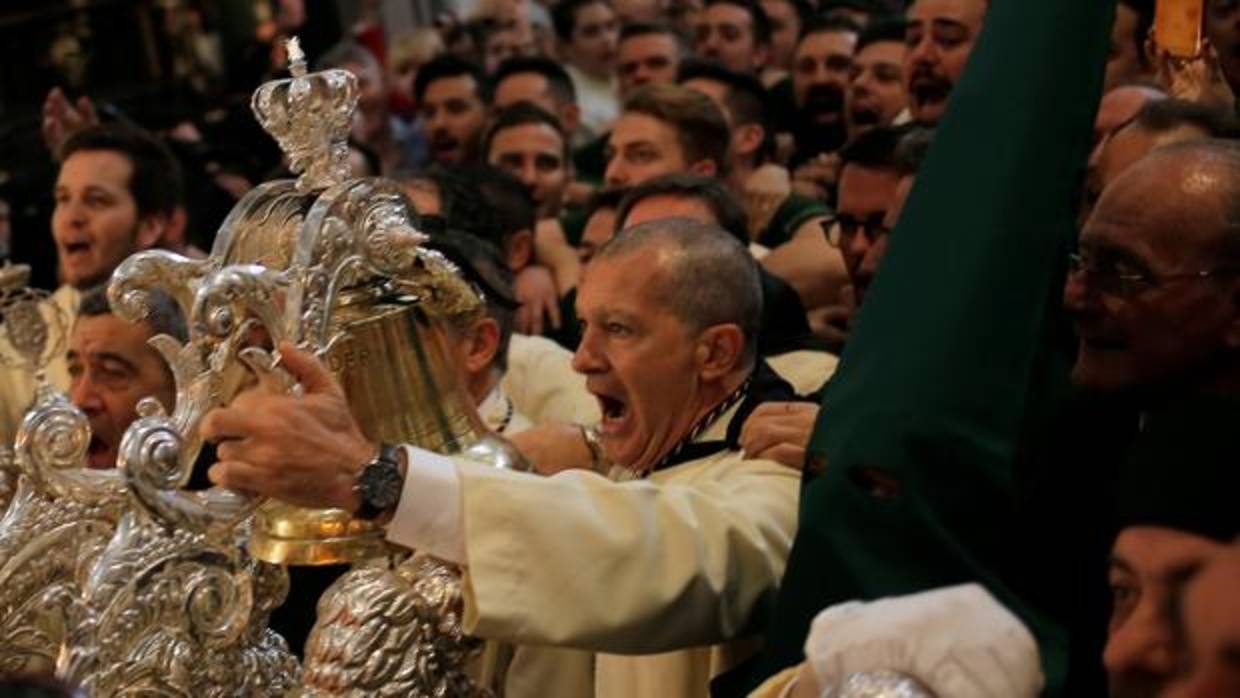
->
[[360, 459, 402, 511]]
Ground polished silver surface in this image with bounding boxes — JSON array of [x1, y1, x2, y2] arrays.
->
[[0, 389, 124, 678], [300, 553, 492, 697], [61, 515, 299, 697]]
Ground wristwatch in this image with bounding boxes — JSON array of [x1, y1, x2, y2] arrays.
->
[[354, 444, 403, 520]]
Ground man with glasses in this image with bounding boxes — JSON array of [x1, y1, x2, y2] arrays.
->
[[826, 124, 931, 324], [1065, 139, 1240, 395]]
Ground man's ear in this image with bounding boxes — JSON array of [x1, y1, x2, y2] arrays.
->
[[688, 159, 719, 179], [694, 323, 746, 380], [735, 123, 765, 160], [465, 317, 502, 374], [135, 212, 170, 250], [507, 228, 535, 271]]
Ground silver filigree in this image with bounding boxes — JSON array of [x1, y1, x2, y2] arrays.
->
[[252, 36, 357, 192], [300, 554, 491, 698], [824, 671, 937, 698], [0, 389, 126, 677], [62, 514, 299, 697], [0, 263, 68, 377]]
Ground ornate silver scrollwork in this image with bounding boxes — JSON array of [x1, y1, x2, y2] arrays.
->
[[252, 37, 357, 193], [62, 515, 298, 697], [0, 378, 125, 677]]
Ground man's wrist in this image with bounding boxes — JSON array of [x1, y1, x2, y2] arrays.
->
[[352, 443, 404, 521]]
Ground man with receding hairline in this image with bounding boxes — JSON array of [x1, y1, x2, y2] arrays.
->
[[204, 217, 802, 698]]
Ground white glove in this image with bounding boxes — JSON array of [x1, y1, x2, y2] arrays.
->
[[804, 584, 1044, 698]]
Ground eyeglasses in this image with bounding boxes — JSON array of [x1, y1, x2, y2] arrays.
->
[[1067, 250, 1239, 298], [822, 214, 891, 248]]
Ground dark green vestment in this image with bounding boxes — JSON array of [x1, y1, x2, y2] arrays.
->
[[715, 1, 1116, 695]]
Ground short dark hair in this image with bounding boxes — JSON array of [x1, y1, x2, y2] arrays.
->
[[1118, 0, 1155, 71], [79, 286, 187, 343], [1132, 98, 1237, 139], [838, 123, 932, 177], [678, 59, 774, 163], [705, 0, 773, 45], [552, 0, 610, 42], [855, 16, 907, 52], [493, 55, 578, 106], [60, 124, 183, 219], [414, 54, 492, 104], [483, 102, 572, 162], [621, 83, 731, 175], [619, 20, 683, 44], [616, 174, 749, 245], [461, 164, 537, 245], [799, 14, 864, 42], [584, 186, 630, 220], [426, 232, 517, 372], [411, 166, 507, 248], [597, 217, 763, 366]]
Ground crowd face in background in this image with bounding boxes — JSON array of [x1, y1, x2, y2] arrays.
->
[[903, 0, 985, 124], [53, 150, 161, 290]]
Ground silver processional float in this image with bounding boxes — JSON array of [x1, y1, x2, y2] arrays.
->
[[0, 37, 932, 698]]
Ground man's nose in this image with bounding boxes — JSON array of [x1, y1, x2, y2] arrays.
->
[[908, 36, 938, 67], [571, 330, 606, 374], [520, 161, 538, 187], [69, 378, 104, 415], [1103, 610, 1182, 685], [1062, 269, 1095, 315], [604, 159, 627, 188]]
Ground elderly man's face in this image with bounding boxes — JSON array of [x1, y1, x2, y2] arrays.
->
[[1066, 152, 1240, 395], [904, 0, 986, 124], [1105, 527, 1229, 698], [572, 241, 708, 470], [847, 39, 907, 135], [793, 30, 858, 126], [68, 313, 174, 469], [1162, 549, 1240, 698]]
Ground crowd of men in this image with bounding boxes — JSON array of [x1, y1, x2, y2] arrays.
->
[[1, 0, 1239, 696]]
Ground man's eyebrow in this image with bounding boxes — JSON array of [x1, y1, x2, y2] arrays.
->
[[91, 351, 139, 372], [930, 18, 969, 32]]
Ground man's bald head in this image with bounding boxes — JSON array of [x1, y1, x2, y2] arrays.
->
[[1068, 140, 1240, 395], [1085, 99, 1230, 219], [1098, 140, 1240, 264]]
